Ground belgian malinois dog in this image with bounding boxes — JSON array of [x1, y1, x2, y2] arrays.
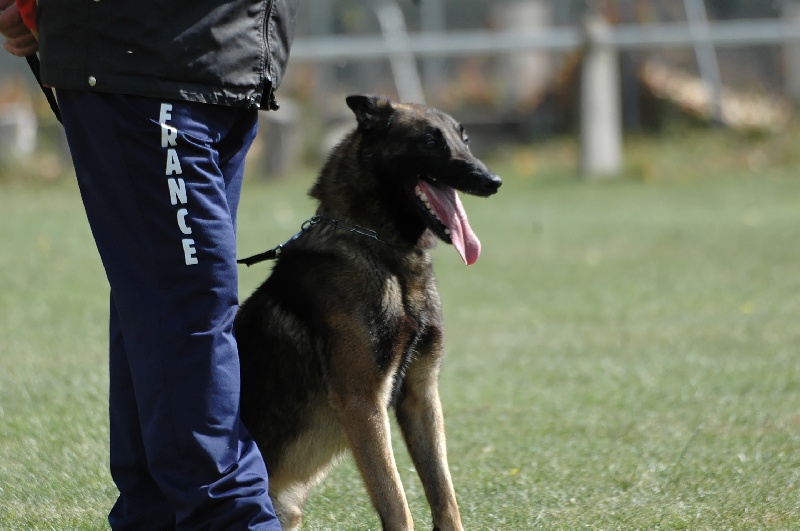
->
[[235, 95, 502, 530]]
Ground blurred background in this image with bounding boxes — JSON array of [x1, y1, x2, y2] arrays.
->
[[3, 3, 800, 527], [1, 0, 800, 180]]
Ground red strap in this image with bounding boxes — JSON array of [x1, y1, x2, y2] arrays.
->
[[15, 0, 37, 33]]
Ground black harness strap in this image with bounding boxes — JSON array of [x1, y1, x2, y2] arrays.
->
[[237, 216, 389, 267], [26, 54, 61, 124]]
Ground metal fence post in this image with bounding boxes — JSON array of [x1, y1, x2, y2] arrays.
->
[[580, 14, 622, 178], [684, 0, 724, 124]]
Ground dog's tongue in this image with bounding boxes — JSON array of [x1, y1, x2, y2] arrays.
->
[[418, 180, 481, 265]]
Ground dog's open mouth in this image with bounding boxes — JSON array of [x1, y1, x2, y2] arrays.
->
[[414, 177, 481, 265]]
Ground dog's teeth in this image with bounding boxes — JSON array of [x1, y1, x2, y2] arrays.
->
[[444, 228, 451, 235], [420, 193, 428, 202], [415, 186, 422, 195]]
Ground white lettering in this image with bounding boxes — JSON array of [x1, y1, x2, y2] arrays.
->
[[158, 103, 172, 125], [161, 102, 196, 266], [182, 239, 198, 265], [161, 124, 178, 148], [165, 149, 182, 175], [168, 178, 187, 205], [177, 209, 192, 235], [159, 104, 176, 147]]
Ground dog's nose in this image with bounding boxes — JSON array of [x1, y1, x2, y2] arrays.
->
[[482, 173, 502, 195]]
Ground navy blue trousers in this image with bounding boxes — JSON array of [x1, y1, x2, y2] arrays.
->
[[57, 90, 281, 530]]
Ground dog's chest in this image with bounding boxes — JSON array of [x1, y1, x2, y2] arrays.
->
[[376, 266, 439, 366]]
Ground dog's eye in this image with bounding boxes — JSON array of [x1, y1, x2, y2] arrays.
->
[[460, 126, 470, 144]]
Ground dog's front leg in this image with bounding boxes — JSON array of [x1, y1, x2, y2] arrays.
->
[[395, 344, 463, 531], [335, 396, 415, 530], [327, 328, 415, 530]]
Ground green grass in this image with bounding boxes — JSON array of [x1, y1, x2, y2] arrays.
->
[[2, 128, 800, 529]]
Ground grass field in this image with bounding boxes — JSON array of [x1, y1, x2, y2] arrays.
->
[[1, 128, 799, 529]]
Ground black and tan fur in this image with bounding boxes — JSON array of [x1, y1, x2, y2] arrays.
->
[[235, 95, 501, 530]]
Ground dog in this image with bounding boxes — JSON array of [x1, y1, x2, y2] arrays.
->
[[235, 95, 502, 530]]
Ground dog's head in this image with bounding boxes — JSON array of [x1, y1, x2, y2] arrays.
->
[[345, 95, 502, 265]]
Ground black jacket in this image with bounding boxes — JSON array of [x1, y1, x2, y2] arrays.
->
[[37, 0, 299, 110]]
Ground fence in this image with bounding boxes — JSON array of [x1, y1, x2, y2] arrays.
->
[[289, 12, 800, 177]]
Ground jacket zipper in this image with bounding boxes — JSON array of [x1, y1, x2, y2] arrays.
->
[[260, 0, 279, 110]]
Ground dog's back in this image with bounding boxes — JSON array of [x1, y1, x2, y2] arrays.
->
[[236, 95, 500, 530]]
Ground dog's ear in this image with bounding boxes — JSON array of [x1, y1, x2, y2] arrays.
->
[[346, 95, 394, 133]]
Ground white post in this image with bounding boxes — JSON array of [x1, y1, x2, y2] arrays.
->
[[580, 14, 622, 178], [684, 0, 724, 124], [375, 1, 425, 104], [783, 2, 800, 104], [493, 1, 553, 110]]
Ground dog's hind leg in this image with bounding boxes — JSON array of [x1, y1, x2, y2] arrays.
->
[[395, 335, 463, 531], [268, 398, 350, 530], [270, 458, 343, 531], [270, 485, 305, 531]]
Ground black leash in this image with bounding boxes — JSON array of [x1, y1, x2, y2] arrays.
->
[[237, 215, 387, 267], [25, 54, 62, 124]]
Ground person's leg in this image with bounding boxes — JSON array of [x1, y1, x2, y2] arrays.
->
[[216, 108, 254, 230], [57, 89, 279, 530], [108, 293, 175, 530]]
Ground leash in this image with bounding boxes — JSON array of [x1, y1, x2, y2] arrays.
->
[[26, 54, 62, 124], [237, 215, 387, 267]]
